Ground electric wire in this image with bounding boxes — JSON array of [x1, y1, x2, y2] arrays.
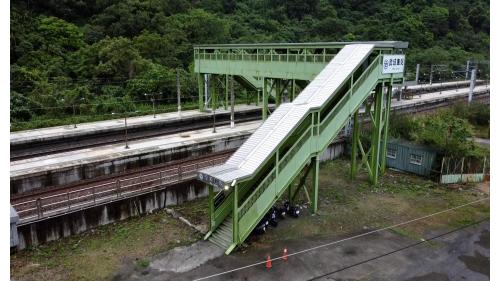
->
[[192, 197, 489, 281], [306, 216, 489, 281]]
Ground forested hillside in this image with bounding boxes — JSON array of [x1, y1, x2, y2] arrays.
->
[[10, 0, 489, 127]]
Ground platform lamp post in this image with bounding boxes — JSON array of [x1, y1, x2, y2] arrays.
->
[[429, 65, 434, 85], [177, 69, 181, 115], [438, 71, 442, 94], [212, 107, 217, 133], [111, 112, 129, 149], [124, 113, 129, 149], [112, 110, 139, 149], [144, 93, 156, 118]]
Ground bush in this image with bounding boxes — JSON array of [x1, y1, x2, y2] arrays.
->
[[389, 110, 479, 157], [451, 101, 489, 126]]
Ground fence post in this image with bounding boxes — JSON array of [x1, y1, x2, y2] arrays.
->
[[67, 192, 70, 211], [482, 157, 487, 181], [116, 179, 121, 197], [460, 157, 465, 182], [93, 187, 96, 204], [439, 157, 445, 184], [36, 198, 42, 219]]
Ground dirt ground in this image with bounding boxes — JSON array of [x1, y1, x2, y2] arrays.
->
[[11, 158, 490, 281], [10, 211, 201, 281], [173, 159, 489, 247], [115, 158, 490, 281]]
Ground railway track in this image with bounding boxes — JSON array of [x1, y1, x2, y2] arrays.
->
[[10, 110, 261, 161], [11, 150, 235, 224], [11, 84, 486, 161], [10, 88, 490, 224]]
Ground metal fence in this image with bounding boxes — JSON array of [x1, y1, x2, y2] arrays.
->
[[12, 156, 228, 224], [440, 156, 488, 184]]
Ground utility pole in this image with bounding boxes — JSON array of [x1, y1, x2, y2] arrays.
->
[[177, 69, 181, 115], [230, 75, 235, 128], [468, 69, 476, 104], [465, 60, 470, 80], [72, 104, 77, 128], [415, 64, 420, 84], [429, 64, 433, 85], [145, 93, 156, 118], [152, 94, 156, 118], [124, 114, 129, 149]]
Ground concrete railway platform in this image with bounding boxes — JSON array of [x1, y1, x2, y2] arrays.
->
[[10, 104, 267, 161], [10, 84, 489, 249]]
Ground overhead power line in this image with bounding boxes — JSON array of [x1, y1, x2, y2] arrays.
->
[[306, 216, 489, 280], [193, 197, 489, 281]]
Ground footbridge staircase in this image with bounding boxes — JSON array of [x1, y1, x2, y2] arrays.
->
[[197, 42, 407, 254]]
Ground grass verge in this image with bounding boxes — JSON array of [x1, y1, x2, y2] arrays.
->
[[10, 211, 201, 281]]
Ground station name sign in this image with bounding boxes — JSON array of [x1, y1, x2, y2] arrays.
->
[[198, 172, 225, 188], [382, 55, 405, 74]]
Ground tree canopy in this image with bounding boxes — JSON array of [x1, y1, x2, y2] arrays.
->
[[11, 0, 490, 125]]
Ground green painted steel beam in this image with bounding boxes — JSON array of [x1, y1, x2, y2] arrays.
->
[[262, 78, 269, 120], [369, 84, 383, 185], [380, 84, 393, 174], [195, 59, 326, 81], [194, 41, 408, 50], [201, 46, 408, 254], [233, 184, 239, 244], [350, 109, 360, 180], [225, 75, 229, 110], [198, 74, 204, 111], [312, 156, 319, 214]]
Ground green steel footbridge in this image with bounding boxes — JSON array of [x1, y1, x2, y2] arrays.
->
[[195, 41, 408, 254]]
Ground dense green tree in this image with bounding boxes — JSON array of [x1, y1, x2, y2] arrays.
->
[[9, 0, 490, 127]]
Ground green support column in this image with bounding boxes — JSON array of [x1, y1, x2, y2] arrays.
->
[[350, 110, 360, 179], [262, 78, 269, 120], [211, 75, 217, 111], [292, 79, 296, 100], [370, 83, 384, 185], [208, 185, 214, 231], [276, 79, 282, 107], [198, 74, 204, 111], [312, 155, 320, 214], [380, 84, 393, 175], [225, 74, 229, 110], [232, 184, 239, 244]]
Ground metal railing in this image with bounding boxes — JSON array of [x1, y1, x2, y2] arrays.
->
[[238, 166, 277, 220], [12, 156, 228, 224], [195, 52, 336, 64], [278, 127, 312, 171], [320, 55, 380, 133]]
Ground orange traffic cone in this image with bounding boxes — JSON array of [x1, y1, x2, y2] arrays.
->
[[282, 248, 288, 261], [266, 255, 272, 269]]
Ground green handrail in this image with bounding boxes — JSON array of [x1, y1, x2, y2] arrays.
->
[[196, 52, 334, 64], [238, 124, 312, 219], [319, 55, 381, 132]]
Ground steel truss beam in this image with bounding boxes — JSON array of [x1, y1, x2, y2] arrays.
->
[[350, 83, 393, 184]]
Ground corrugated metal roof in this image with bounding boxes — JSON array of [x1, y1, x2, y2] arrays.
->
[[198, 44, 375, 186]]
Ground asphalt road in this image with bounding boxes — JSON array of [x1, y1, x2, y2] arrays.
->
[[116, 221, 490, 281]]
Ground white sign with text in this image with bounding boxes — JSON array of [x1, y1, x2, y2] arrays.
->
[[382, 55, 405, 74]]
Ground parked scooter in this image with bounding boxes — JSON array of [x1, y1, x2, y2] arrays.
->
[[284, 201, 300, 218]]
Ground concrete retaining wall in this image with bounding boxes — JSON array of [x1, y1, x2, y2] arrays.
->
[[16, 140, 346, 249], [11, 134, 250, 195]]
